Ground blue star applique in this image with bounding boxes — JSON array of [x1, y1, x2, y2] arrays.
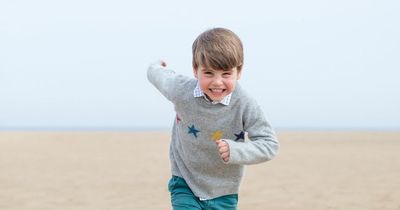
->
[[234, 131, 245, 141], [188, 125, 200, 138]]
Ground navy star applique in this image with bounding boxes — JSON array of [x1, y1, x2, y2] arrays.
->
[[234, 131, 245, 141], [188, 125, 200, 138]]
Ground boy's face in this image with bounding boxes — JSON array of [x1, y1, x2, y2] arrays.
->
[[193, 65, 241, 102]]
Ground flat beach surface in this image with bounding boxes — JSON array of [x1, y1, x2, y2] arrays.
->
[[1, 131, 399, 210]]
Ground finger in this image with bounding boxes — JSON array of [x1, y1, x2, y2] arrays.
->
[[220, 152, 229, 159], [223, 156, 230, 162], [219, 146, 228, 153], [220, 153, 230, 162], [216, 140, 227, 147]]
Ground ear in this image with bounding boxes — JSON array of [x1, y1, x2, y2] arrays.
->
[[236, 68, 242, 80], [193, 68, 199, 79]]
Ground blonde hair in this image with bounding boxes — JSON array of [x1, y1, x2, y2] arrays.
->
[[192, 28, 243, 71]]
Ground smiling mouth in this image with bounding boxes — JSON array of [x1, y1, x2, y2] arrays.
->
[[210, 89, 225, 93]]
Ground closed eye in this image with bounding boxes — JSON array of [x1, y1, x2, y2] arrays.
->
[[223, 72, 232, 77], [204, 71, 213, 76]]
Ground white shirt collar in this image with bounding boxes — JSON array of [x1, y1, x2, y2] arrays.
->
[[193, 81, 231, 105]]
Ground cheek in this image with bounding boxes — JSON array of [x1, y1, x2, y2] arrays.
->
[[199, 79, 210, 90], [225, 80, 236, 89]]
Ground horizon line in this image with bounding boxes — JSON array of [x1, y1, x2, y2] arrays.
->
[[1, 126, 399, 132]]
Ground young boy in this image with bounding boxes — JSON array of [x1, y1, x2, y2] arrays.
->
[[147, 28, 279, 210]]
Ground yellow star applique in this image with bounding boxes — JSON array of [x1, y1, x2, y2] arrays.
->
[[211, 130, 224, 141]]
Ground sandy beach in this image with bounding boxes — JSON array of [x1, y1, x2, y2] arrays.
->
[[0, 131, 399, 210]]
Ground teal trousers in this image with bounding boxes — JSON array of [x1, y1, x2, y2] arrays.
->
[[168, 176, 238, 210]]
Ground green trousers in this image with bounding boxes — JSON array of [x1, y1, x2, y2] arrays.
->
[[168, 176, 238, 210]]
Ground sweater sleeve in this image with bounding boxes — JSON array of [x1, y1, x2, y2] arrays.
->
[[147, 61, 180, 102], [224, 100, 279, 165]]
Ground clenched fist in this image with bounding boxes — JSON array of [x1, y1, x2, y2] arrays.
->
[[216, 140, 230, 162]]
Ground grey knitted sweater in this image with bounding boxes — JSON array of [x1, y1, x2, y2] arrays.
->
[[147, 62, 279, 200]]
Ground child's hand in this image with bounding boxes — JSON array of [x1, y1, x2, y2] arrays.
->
[[216, 140, 230, 162]]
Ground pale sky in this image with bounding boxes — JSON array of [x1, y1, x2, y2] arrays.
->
[[1, 0, 399, 131]]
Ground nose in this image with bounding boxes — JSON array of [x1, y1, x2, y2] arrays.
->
[[212, 74, 223, 85]]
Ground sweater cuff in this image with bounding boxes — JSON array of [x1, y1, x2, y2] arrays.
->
[[223, 139, 242, 165], [149, 60, 164, 70]]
